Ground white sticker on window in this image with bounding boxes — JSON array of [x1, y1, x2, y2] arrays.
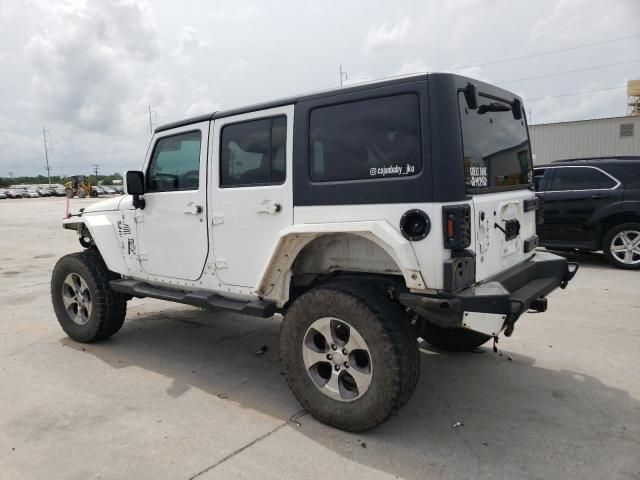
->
[[469, 166, 488, 187]]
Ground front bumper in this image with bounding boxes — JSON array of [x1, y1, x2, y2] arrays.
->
[[399, 251, 578, 336]]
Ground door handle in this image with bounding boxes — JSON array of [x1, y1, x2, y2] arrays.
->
[[590, 193, 609, 199], [256, 200, 282, 214], [183, 202, 203, 215]]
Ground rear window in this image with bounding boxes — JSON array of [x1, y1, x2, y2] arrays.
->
[[309, 94, 421, 182], [458, 94, 532, 192]]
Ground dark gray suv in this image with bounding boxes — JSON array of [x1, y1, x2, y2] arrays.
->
[[534, 156, 640, 269]]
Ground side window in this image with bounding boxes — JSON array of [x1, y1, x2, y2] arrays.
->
[[220, 116, 287, 187], [147, 131, 202, 192], [309, 94, 421, 182], [549, 167, 615, 191]]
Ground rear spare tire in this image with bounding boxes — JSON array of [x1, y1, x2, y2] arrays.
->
[[422, 321, 491, 352], [603, 223, 640, 270], [280, 281, 419, 432], [51, 250, 127, 342]]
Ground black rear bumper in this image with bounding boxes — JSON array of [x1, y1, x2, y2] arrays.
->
[[399, 251, 577, 333]]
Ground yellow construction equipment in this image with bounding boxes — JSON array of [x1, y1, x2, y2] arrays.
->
[[64, 175, 97, 198]]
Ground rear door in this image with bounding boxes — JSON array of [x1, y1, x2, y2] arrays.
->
[[538, 166, 621, 245], [136, 122, 209, 280], [458, 91, 536, 281], [210, 105, 294, 288]]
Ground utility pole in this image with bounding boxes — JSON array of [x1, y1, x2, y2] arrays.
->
[[92, 164, 100, 179], [42, 127, 52, 185], [148, 105, 157, 134], [339, 64, 349, 87]]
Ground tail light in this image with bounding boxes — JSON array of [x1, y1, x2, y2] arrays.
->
[[442, 205, 471, 250]]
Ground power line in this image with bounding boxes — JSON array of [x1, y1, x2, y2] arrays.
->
[[498, 59, 640, 85], [526, 86, 626, 102], [453, 33, 640, 70]]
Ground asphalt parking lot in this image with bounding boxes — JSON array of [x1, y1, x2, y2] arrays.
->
[[1, 196, 639, 480]]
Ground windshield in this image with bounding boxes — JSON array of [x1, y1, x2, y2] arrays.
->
[[458, 93, 532, 192]]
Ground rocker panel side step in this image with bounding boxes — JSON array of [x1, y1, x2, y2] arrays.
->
[[110, 279, 276, 318]]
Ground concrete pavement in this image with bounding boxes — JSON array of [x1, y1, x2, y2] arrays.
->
[[1, 197, 639, 479]]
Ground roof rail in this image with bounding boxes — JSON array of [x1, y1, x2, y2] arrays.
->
[[552, 156, 640, 163]]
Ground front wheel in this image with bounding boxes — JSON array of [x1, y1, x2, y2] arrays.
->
[[51, 250, 127, 342], [421, 321, 492, 352], [65, 188, 74, 198], [603, 223, 640, 270], [280, 281, 419, 432]]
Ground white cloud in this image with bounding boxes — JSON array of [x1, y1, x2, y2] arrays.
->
[[25, 0, 161, 131], [364, 18, 413, 54], [172, 25, 209, 58]]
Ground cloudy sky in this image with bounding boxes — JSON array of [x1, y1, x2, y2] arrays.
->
[[0, 0, 638, 177]]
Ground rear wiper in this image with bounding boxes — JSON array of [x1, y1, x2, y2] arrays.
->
[[478, 102, 511, 114], [460, 83, 523, 120]]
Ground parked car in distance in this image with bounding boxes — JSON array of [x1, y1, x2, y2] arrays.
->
[[52, 187, 67, 196], [534, 156, 640, 269], [102, 186, 116, 194], [92, 186, 106, 195], [25, 189, 40, 198], [0, 192, 6, 199], [4, 189, 23, 198], [37, 188, 51, 197]]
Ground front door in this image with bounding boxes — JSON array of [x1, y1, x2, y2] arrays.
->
[[211, 105, 294, 288], [136, 122, 209, 280]]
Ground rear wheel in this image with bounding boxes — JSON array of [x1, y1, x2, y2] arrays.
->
[[65, 188, 74, 198], [603, 223, 640, 270], [77, 187, 87, 198], [421, 321, 491, 352], [51, 250, 127, 342], [280, 281, 419, 432]]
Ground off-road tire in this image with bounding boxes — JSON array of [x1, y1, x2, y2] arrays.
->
[[602, 222, 640, 270], [51, 250, 127, 342], [77, 187, 87, 199], [422, 321, 491, 352], [280, 280, 420, 432], [65, 188, 74, 199]]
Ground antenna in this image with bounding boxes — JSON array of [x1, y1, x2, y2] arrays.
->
[[148, 105, 158, 134], [339, 64, 349, 87]]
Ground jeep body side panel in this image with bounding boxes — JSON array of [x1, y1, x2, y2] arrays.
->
[[287, 204, 458, 292], [257, 217, 428, 303]]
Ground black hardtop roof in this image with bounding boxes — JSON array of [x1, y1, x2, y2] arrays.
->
[[537, 156, 640, 168], [154, 73, 523, 134], [155, 74, 429, 133]]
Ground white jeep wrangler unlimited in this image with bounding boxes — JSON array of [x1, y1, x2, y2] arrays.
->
[[51, 74, 577, 431]]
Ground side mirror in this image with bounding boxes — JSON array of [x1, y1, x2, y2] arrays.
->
[[126, 171, 144, 195], [463, 82, 479, 110], [125, 171, 145, 209]]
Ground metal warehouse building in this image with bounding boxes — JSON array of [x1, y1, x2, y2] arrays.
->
[[529, 115, 640, 164]]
